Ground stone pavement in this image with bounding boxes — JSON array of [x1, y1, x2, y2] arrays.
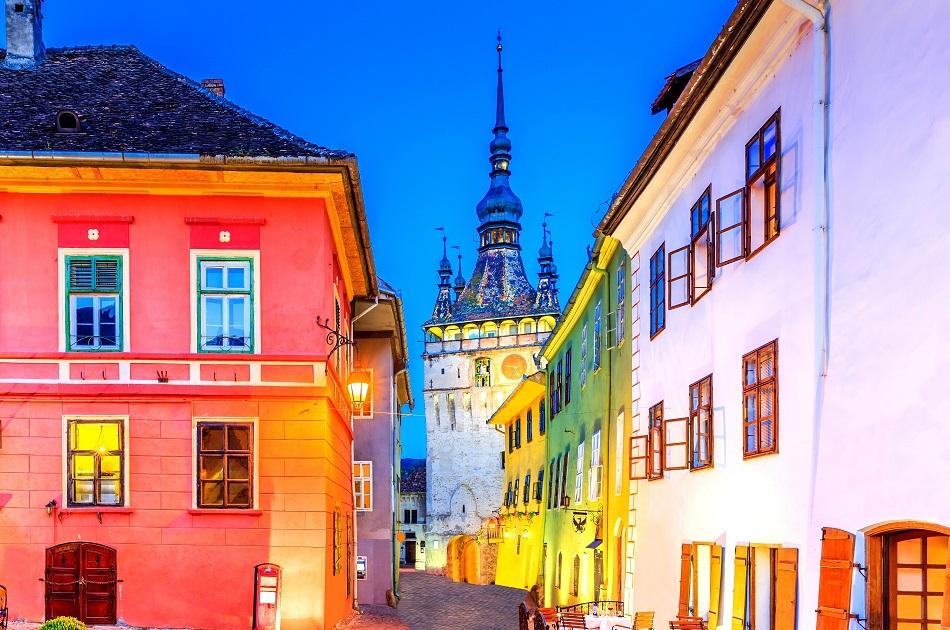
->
[[394, 570, 525, 630]]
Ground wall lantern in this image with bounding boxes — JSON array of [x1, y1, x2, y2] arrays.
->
[[347, 371, 370, 409]]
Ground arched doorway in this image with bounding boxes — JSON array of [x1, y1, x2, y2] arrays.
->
[[45, 542, 117, 624], [864, 521, 950, 630], [462, 537, 480, 584], [445, 535, 465, 582]]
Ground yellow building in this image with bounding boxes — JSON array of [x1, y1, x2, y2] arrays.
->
[[489, 372, 549, 594]]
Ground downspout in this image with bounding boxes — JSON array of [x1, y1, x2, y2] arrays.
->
[[778, 0, 830, 533], [589, 262, 609, 601]]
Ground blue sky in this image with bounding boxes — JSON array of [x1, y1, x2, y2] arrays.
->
[[29, 0, 734, 458]]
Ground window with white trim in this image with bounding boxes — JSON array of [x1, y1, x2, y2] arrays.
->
[[616, 262, 626, 344], [353, 461, 373, 511], [197, 421, 254, 508], [198, 258, 253, 352], [66, 256, 122, 351], [580, 323, 588, 387], [67, 418, 125, 506], [593, 300, 603, 370], [574, 441, 585, 504], [589, 430, 602, 501]]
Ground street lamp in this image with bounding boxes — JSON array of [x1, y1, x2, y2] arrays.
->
[[347, 370, 370, 410]]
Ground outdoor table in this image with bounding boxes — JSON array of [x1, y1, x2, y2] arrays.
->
[[584, 615, 631, 629]]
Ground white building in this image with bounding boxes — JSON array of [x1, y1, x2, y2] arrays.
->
[[421, 39, 560, 576], [399, 461, 427, 570], [598, 1, 950, 629]]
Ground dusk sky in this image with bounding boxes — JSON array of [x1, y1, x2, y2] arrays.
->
[[26, 0, 734, 458]]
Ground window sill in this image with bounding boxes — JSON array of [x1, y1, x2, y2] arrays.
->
[[60, 507, 134, 514], [188, 509, 262, 516]]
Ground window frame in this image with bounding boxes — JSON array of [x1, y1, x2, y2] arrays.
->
[[689, 375, 714, 471], [195, 420, 256, 509], [65, 417, 128, 508], [515, 418, 522, 449], [689, 187, 715, 305], [715, 188, 747, 266], [527, 409, 534, 443], [539, 401, 546, 435], [581, 323, 589, 386], [474, 357, 492, 388], [742, 340, 779, 458], [649, 244, 666, 338], [648, 402, 664, 481], [616, 261, 627, 344], [745, 110, 782, 260], [593, 300, 603, 371], [565, 348, 573, 404], [353, 460, 374, 511], [196, 257, 255, 353], [574, 441, 585, 504], [65, 255, 124, 352]]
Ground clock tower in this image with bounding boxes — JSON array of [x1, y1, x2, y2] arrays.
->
[[420, 34, 560, 579]]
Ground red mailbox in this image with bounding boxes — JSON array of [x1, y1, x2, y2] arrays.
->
[[253, 563, 282, 630]]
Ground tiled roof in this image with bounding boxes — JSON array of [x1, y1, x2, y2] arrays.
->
[[425, 247, 559, 326], [0, 46, 349, 158]]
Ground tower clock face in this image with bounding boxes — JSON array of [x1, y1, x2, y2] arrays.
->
[[501, 354, 528, 380]]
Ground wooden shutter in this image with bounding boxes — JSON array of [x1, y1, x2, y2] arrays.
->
[[816, 527, 855, 630], [665, 417, 690, 470], [68, 258, 94, 290], [774, 547, 798, 630], [630, 435, 649, 480], [668, 245, 691, 309], [94, 259, 120, 291], [942, 551, 950, 630], [709, 544, 723, 629], [679, 543, 693, 617], [732, 545, 750, 630]]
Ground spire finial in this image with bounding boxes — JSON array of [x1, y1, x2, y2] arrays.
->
[[497, 30, 503, 72], [494, 30, 506, 131]]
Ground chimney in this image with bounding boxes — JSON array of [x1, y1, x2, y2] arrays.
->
[[4, 0, 43, 67], [201, 78, 226, 97]]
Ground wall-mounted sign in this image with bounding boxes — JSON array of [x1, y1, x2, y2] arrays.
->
[[356, 555, 367, 580]]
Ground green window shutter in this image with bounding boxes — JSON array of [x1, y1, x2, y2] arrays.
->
[[94, 259, 120, 291], [68, 258, 94, 290]]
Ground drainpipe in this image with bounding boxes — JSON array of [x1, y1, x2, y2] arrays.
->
[[589, 260, 609, 602], [778, 0, 830, 539]]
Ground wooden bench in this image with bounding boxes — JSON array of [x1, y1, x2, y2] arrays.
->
[[634, 612, 656, 630], [559, 612, 588, 629], [669, 617, 706, 630]]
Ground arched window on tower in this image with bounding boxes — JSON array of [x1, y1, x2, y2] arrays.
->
[[474, 358, 491, 388], [463, 324, 479, 340]]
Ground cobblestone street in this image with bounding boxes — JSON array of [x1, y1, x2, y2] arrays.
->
[[396, 570, 525, 630]]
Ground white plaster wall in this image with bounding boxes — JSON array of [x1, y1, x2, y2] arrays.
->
[[807, 0, 950, 626], [423, 344, 541, 569], [614, 5, 820, 627]]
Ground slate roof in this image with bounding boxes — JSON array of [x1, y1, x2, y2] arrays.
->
[[0, 46, 350, 158]]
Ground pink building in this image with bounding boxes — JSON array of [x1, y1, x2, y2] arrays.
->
[[0, 3, 383, 629]]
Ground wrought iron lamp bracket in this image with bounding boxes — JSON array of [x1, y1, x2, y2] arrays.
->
[[853, 563, 868, 581], [316, 316, 356, 357]]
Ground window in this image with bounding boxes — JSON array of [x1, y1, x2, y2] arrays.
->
[[536, 468, 544, 502], [548, 458, 557, 509], [715, 189, 746, 266], [527, 410, 534, 443], [589, 430, 602, 501], [67, 419, 124, 507], [513, 478, 520, 507], [565, 348, 573, 404], [515, 418, 522, 448], [556, 552, 563, 589], [734, 545, 799, 630], [448, 393, 457, 430], [508, 424, 515, 453], [746, 111, 781, 256], [549, 372, 557, 416], [668, 245, 691, 309], [574, 441, 585, 504], [648, 402, 664, 480], [198, 258, 253, 352], [556, 360, 564, 414], [432, 395, 440, 426], [474, 358, 491, 387], [884, 531, 948, 630], [56, 109, 81, 133], [615, 410, 625, 495], [403, 509, 418, 524], [523, 473, 531, 505], [689, 375, 713, 470], [690, 186, 712, 238], [353, 461, 373, 511], [649, 244, 666, 337], [560, 451, 570, 507], [593, 300, 603, 370], [743, 340, 778, 457], [690, 187, 714, 304], [539, 401, 546, 435], [581, 324, 589, 387], [197, 421, 253, 508], [617, 263, 626, 344], [505, 481, 513, 507], [677, 543, 724, 624], [66, 256, 122, 351], [571, 555, 581, 596]]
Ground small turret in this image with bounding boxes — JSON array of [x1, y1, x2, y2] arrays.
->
[[534, 220, 559, 311], [453, 250, 466, 301], [431, 233, 454, 321]]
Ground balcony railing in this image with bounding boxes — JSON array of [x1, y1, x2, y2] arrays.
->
[[424, 331, 552, 356]]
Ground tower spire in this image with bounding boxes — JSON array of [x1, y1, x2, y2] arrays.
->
[[535, 213, 560, 311], [495, 30, 506, 130], [431, 228, 454, 320], [452, 246, 466, 300]]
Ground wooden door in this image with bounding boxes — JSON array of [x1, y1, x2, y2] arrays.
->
[[45, 543, 116, 625], [405, 541, 416, 564], [886, 530, 948, 630]]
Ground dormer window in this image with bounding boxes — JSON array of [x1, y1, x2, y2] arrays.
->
[[56, 110, 81, 133]]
